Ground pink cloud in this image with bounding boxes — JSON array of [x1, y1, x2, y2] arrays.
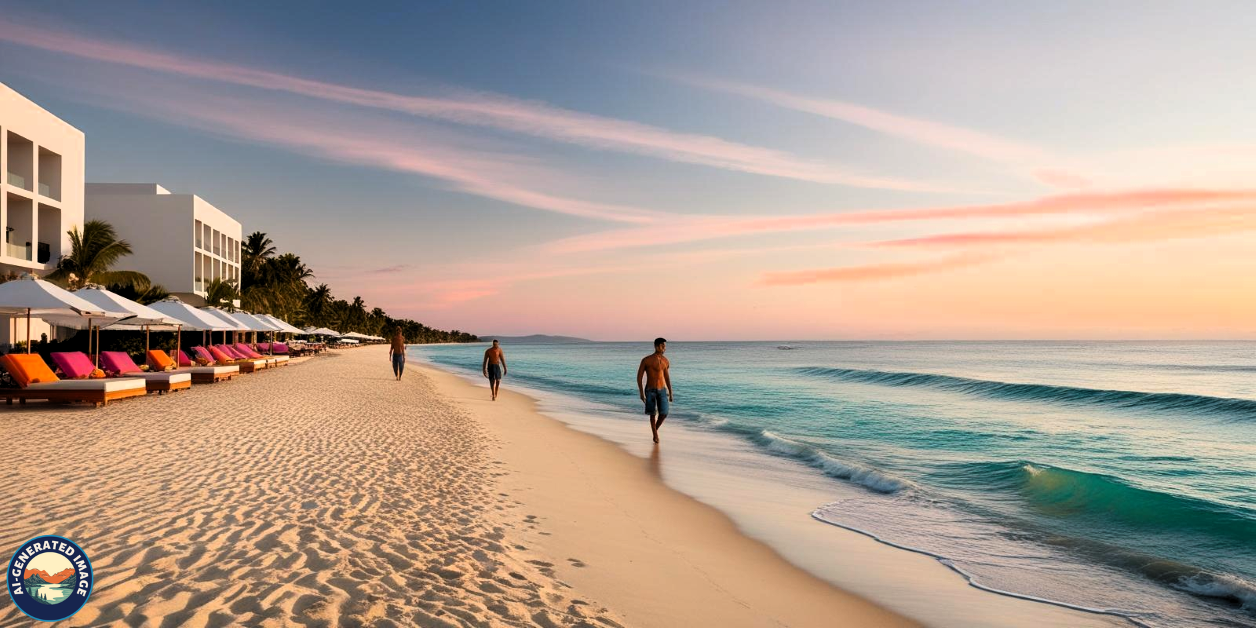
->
[[875, 205, 1256, 249], [760, 253, 997, 286], [0, 18, 952, 192], [543, 188, 1256, 253]]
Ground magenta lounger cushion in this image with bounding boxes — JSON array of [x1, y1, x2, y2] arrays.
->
[[100, 351, 143, 375], [234, 343, 263, 358], [49, 352, 96, 379], [178, 350, 194, 367]]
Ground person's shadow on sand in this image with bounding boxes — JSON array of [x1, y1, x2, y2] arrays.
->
[[649, 443, 662, 480]]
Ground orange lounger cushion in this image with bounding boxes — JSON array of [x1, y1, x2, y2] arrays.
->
[[1, 354, 61, 387], [146, 349, 175, 371]]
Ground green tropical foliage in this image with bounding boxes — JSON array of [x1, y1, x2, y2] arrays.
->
[[46, 220, 150, 289], [203, 278, 240, 310], [239, 231, 476, 343], [107, 280, 170, 305]]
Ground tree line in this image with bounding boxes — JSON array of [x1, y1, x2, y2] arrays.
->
[[33, 221, 477, 344]]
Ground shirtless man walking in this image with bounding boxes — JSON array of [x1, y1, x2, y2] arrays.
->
[[389, 330, 406, 381], [637, 337, 673, 443], [482, 340, 507, 400]]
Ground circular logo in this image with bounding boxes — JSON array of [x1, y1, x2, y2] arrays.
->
[[6, 536, 94, 622]]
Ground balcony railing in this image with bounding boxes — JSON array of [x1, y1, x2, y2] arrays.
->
[[6, 172, 26, 189]]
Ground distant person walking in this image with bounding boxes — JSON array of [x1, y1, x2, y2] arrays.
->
[[389, 330, 406, 381], [482, 339, 507, 400], [637, 338, 673, 443]]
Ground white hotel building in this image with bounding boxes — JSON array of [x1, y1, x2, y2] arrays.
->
[[86, 184, 242, 306], [0, 83, 86, 346], [0, 84, 82, 275]]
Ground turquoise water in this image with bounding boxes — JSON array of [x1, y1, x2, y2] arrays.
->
[[416, 341, 1256, 627]]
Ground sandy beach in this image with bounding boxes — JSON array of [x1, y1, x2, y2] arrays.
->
[[1, 346, 1125, 627]]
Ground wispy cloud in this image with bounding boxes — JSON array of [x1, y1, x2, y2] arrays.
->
[[674, 75, 1106, 190], [874, 205, 1256, 249], [363, 264, 411, 275], [678, 76, 1049, 162], [0, 18, 952, 192], [542, 188, 1256, 253], [60, 78, 666, 224], [760, 204, 1256, 288], [760, 252, 996, 286]]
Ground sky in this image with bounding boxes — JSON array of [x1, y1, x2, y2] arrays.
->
[[1, 0, 1254, 340]]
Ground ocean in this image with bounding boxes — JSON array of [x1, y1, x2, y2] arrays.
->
[[414, 341, 1256, 627]]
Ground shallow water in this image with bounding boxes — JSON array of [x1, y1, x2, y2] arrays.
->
[[416, 341, 1256, 627]]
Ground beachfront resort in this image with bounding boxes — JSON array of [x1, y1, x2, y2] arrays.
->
[[0, 82, 475, 395]]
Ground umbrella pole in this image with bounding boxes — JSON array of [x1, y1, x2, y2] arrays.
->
[[175, 325, 181, 367], [145, 325, 150, 352], [25, 308, 31, 354]]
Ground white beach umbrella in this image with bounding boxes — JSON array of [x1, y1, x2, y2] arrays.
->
[[152, 298, 237, 354], [0, 274, 128, 352], [151, 298, 235, 330], [256, 314, 303, 335], [74, 286, 186, 361], [234, 312, 282, 332], [228, 312, 281, 347], [78, 287, 184, 330], [200, 307, 251, 345]]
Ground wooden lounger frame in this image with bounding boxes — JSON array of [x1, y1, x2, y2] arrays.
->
[[1, 386, 147, 407], [190, 370, 236, 384], [146, 379, 192, 395]]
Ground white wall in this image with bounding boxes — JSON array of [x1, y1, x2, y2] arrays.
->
[[0, 82, 85, 349], [85, 184, 243, 300], [0, 82, 84, 275], [85, 185, 193, 292]]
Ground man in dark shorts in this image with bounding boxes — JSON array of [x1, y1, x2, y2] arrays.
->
[[637, 337, 672, 443], [482, 339, 507, 400], [389, 330, 406, 381]]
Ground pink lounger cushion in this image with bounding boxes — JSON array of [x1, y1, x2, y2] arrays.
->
[[178, 350, 194, 367], [234, 343, 264, 359], [50, 352, 97, 379], [272, 343, 289, 354], [100, 351, 143, 375], [215, 345, 244, 360]]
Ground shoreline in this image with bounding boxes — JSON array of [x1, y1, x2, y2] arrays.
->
[[416, 354, 1129, 627]]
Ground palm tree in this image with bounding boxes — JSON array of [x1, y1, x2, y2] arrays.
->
[[304, 283, 333, 327], [349, 296, 367, 331], [107, 281, 170, 305], [203, 279, 240, 310], [46, 220, 149, 289], [241, 231, 276, 283]]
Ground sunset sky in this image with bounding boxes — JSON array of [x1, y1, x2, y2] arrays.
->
[[2, 1, 1254, 339]]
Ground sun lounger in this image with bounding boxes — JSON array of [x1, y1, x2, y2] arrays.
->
[[0, 353, 146, 406], [204, 346, 259, 373], [100, 351, 191, 394], [150, 349, 237, 384], [49, 351, 97, 379], [217, 345, 268, 371], [236, 343, 288, 367]]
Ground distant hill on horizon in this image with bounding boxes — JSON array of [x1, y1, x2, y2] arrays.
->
[[478, 334, 592, 344]]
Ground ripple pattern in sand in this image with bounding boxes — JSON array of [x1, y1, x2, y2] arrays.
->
[[0, 350, 621, 628]]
